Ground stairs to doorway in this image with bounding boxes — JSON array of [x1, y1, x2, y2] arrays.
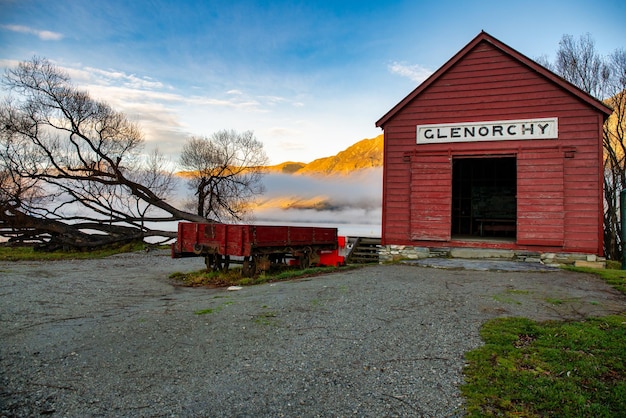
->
[[345, 237, 381, 264]]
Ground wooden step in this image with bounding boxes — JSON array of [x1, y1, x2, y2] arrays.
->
[[345, 237, 381, 264]]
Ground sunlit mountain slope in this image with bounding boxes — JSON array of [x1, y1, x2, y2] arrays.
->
[[265, 134, 383, 176]]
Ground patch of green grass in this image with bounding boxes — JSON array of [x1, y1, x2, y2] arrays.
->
[[492, 289, 531, 305], [565, 265, 626, 295], [507, 289, 531, 295], [545, 297, 564, 305], [492, 294, 522, 305], [462, 315, 626, 417], [194, 299, 234, 315], [606, 260, 621, 270], [173, 268, 242, 287], [268, 265, 353, 282], [170, 264, 358, 288], [0, 242, 148, 261], [463, 263, 626, 417], [194, 308, 217, 315], [253, 311, 278, 326]]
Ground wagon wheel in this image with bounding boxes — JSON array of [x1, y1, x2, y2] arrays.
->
[[221, 255, 230, 271], [256, 255, 271, 273], [204, 254, 229, 272], [299, 248, 312, 269], [204, 254, 215, 271], [213, 254, 230, 272], [269, 253, 281, 265], [242, 256, 256, 277], [193, 244, 205, 255]]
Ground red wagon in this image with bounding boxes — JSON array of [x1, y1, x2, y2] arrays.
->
[[171, 222, 340, 276]]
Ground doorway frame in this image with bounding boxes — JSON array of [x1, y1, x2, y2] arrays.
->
[[451, 155, 517, 240]]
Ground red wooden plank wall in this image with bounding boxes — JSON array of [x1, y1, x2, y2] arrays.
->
[[563, 147, 602, 253], [516, 151, 564, 246], [410, 155, 451, 241], [381, 127, 413, 244], [381, 38, 605, 254]]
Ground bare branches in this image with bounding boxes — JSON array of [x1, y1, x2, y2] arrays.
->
[[179, 130, 268, 221], [0, 57, 203, 249], [555, 33, 611, 99], [551, 34, 626, 259], [601, 48, 626, 259]]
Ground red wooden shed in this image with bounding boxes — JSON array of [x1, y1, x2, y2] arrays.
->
[[376, 31, 613, 256]]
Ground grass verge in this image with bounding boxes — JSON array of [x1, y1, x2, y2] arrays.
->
[[462, 315, 626, 417], [563, 264, 626, 295], [0, 242, 150, 261], [170, 264, 358, 288], [462, 266, 626, 417]]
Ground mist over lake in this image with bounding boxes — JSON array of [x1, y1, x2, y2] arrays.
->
[[1, 168, 383, 245], [252, 168, 382, 237]]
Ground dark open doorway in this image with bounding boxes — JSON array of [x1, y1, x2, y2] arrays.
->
[[451, 157, 517, 239]]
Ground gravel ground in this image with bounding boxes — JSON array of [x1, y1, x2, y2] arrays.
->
[[1, 250, 625, 417]]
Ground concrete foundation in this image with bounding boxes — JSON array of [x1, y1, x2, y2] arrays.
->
[[378, 244, 606, 268]]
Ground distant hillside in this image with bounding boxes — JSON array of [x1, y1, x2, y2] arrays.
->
[[178, 135, 384, 178], [265, 161, 307, 174], [266, 134, 384, 176]]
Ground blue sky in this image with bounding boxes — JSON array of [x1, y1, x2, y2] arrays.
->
[[1, 0, 625, 165]]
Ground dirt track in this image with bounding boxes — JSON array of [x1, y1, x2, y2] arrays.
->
[[1, 251, 625, 417]]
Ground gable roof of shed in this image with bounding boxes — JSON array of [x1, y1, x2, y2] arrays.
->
[[375, 31, 613, 128]]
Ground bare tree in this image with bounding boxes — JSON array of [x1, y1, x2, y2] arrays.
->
[[546, 34, 625, 259], [601, 49, 626, 259], [0, 57, 205, 250], [179, 130, 268, 221], [555, 34, 611, 98]]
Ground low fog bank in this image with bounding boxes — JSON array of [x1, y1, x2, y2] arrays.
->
[[253, 168, 382, 237], [1, 168, 383, 245]]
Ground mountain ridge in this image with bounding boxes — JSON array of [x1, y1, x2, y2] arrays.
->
[[176, 134, 384, 178], [266, 134, 383, 176]]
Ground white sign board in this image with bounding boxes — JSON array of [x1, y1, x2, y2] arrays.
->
[[416, 118, 558, 144]]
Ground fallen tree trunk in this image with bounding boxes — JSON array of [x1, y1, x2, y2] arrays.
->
[[1, 205, 177, 251]]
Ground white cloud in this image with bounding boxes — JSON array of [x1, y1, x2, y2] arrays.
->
[[1, 24, 63, 41], [224, 89, 305, 110], [0, 58, 21, 69], [63, 66, 168, 91], [83, 67, 166, 90], [188, 95, 262, 110], [260, 95, 288, 105], [64, 65, 261, 111], [388, 61, 432, 83], [268, 127, 301, 137], [0, 58, 360, 165], [59, 65, 301, 161], [277, 141, 307, 154]]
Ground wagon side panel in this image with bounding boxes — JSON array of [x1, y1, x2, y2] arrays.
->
[[287, 226, 338, 247], [222, 224, 251, 257], [172, 222, 208, 256], [173, 223, 338, 259], [249, 226, 338, 248], [250, 226, 289, 248]]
